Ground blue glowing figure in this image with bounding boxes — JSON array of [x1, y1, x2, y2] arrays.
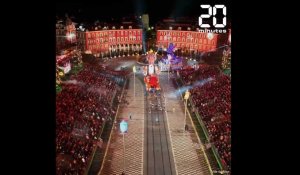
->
[[165, 43, 182, 65]]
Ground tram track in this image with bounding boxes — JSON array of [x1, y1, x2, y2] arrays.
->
[[144, 90, 176, 175]]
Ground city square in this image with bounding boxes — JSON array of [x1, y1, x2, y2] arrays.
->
[[56, 1, 231, 174]]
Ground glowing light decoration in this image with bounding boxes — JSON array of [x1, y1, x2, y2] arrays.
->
[[63, 61, 71, 74], [184, 90, 190, 100], [163, 43, 183, 70], [143, 49, 161, 91], [120, 120, 128, 133], [148, 64, 154, 74], [207, 33, 214, 40], [67, 33, 75, 39]]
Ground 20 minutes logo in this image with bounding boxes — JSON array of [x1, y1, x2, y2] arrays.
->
[[199, 5, 227, 28]]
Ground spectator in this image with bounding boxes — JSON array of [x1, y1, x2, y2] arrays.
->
[[179, 64, 231, 172], [56, 64, 126, 175]]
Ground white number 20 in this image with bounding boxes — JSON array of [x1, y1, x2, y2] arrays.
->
[[199, 5, 227, 28]]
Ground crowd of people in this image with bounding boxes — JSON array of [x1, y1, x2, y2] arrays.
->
[[56, 65, 125, 175], [180, 64, 231, 171], [180, 64, 220, 85]]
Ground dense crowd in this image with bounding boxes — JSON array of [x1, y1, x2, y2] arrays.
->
[[180, 64, 220, 85], [56, 65, 124, 175], [180, 64, 231, 171]]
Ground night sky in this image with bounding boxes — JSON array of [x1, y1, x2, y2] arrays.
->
[[56, 0, 230, 25]]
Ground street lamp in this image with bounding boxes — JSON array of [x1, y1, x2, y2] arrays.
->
[[167, 54, 171, 80], [120, 120, 128, 174], [184, 90, 190, 132], [133, 66, 136, 99]]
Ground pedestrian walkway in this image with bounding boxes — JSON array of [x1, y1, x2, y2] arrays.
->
[[160, 72, 212, 175], [100, 73, 145, 175]]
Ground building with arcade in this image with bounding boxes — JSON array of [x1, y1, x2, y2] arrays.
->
[[76, 27, 143, 57], [156, 29, 218, 54], [154, 17, 232, 58]]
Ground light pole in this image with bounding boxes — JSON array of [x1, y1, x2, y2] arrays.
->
[[167, 54, 171, 80], [120, 120, 128, 174], [184, 90, 190, 132], [123, 134, 125, 173], [133, 66, 136, 99]]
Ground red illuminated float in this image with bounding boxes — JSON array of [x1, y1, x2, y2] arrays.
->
[[143, 49, 160, 91]]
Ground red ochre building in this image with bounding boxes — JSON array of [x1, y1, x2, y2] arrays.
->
[[76, 28, 143, 57], [156, 30, 218, 53]]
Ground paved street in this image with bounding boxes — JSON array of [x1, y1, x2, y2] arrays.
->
[[100, 73, 145, 175], [144, 91, 176, 175], [160, 72, 212, 175], [100, 67, 212, 175]]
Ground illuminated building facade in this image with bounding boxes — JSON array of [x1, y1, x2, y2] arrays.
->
[[156, 30, 218, 53], [76, 28, 143, 57], [56, 17, 77, 53]]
